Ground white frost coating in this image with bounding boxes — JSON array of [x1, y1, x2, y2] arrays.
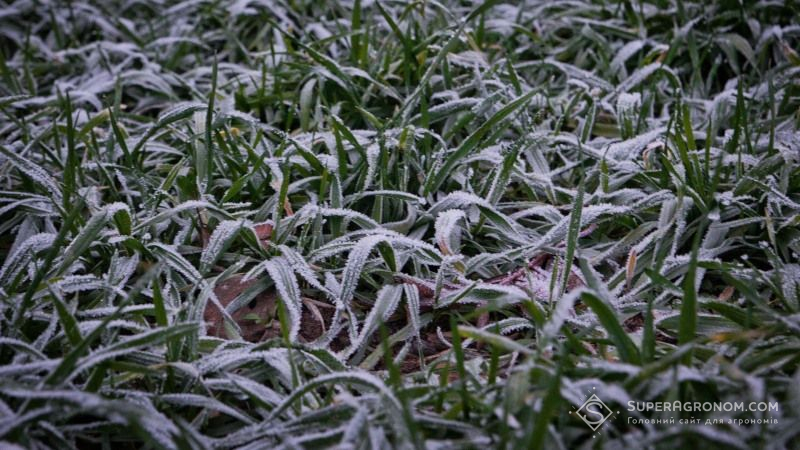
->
[[606, 127, 665, 160], [429, 191, 523, 239], [341, 284, 403, 359], [307, 206, 380, 229], [441, 282, 529, 307], [0, 145, 63, 203], [223, 373, 284, 407], [266, 371, 403, 423], [671, 198, 694, 257], [487, 317, 534, 335], [242, 259, 269, 283], [197, 349, 292, 377], [425, 98, 481, 117], [363, 143, 381, 190], [341, 405, 369, 445], [137, 200, 222, 230], [339, 235, 387, 308], [522, 267, 556, 301], [0, 359, 60, 377], [515, 58, 613, 91], [74, 319, 149, 339], [510, 204, 564, 223], [434, 209, 466, 255], [448, 50, 489, 68], [104, 202, 131, 223], [77, 305, 155, 319], [543, 288, 583, 338], [107, 252, 140, 288], [200, 220, 244, 272], [159, 393, 255, 424], [54, 274, 104, 293], [349, 190, 426, 205], [149, 243, 203, 283], [262, 257, 303, 343], [403, 284, 422, 341], [0, 1, 793, 445], [611, 40, 646, 74], [155, 102, 207, 130], [277, 245, 330, 295], [310, 228, 441, 265], [0, 233, 56, 286], [32, 312, 59, 352], [612, 62, 667, 96], [782, 265, 800, 310], [616, 92, 641, 117]]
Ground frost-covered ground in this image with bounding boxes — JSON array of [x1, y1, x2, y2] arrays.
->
[[1, 0, 799, 448]]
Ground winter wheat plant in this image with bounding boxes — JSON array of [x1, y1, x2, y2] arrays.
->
[[0, 0, 799, 448]]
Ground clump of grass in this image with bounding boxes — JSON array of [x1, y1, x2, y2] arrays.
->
[[0, 0, 799, 448]]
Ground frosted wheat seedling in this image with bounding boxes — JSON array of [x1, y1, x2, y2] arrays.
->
[[0, 0, 797, 448]]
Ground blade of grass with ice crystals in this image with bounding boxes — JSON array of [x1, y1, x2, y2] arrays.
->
[[560, 181, 583, 296], [50, 291, 81, 348], [457, 326, 533, 355], [424, 89, 536, 194], [642, 298, 655, 363], [0, 233, 55, 288], [579, 290, 642, 365], [76, 323, 199, 374], [679, 219, 707, 364], [350, 0, 362, 66], [450, 314, 470, 420], [393, 0, 500, 125], [486, 136, 526, 205], [40, 273, 149, 386], [263, 257, 303, 343], [57, 206, 112, 276], [266, 371, 404, 422], [0, 144, 63, 204], [60, 91, 77, 213], [344, 285, 403, 359], [523, 362, 561, 450], [375, 1, 414, 83], [131, 102, 207, 156], [199, 220, 243, 274], [12, 195, 87, 328], [202, 56, 218, 193], [579, 258, 641, 365]]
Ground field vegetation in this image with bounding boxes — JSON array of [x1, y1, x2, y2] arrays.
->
[[1, 0, 799, 448]]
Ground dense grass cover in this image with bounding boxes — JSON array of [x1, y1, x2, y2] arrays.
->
[[1, 0, 799, 448]]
